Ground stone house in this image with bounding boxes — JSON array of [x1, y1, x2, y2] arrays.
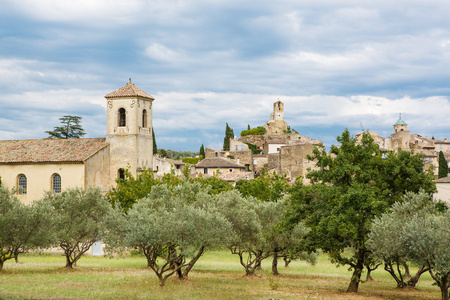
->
[[0, 80, 155, 203], [194, 158, 247, 176]]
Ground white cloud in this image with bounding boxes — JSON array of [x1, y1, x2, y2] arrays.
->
[[145, 43, 180, 62]]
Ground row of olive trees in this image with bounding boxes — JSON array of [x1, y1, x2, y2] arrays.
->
[[0, 186, 110, 270], [103, 181, 315, 286]]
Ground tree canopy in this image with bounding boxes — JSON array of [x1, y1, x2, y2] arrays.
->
[[223, 123, 234, 151], [286, 129, 436, 293], [45, 115, 86, 139], [439, 150, 448, 178]]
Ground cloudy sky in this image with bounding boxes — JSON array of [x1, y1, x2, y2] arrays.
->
[[1, 0, 450, 152]]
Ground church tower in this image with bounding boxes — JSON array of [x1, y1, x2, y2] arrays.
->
[[393, 114, 407, 133], [272, 100, 284, 121], [105, 79, 155, 184]]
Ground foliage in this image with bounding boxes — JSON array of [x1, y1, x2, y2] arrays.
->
[[283, 126, 292, 134], [152, 129, 157, 154], [182, 157, 202, 164], [158, 148, 169, 158], [105, 182, 232, 286], [439, 151, 448, 178], [288, 129, 436, 293], [193, 176, 233, 195], [235, 170, 290, 202], [107, 169, 160, 212], [368, 190, 436, 288], [240, 126, 266, 137], [44, 187, 112, 268], [199, 144, 205, 159], [370, 191, 450, 299], [45, 115, 86, 139], [245, 142, 262, 155], [0, 186, 54, 270], [223, 123, 234, 151]]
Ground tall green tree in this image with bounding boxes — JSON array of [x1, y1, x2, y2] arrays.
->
[[199, 144, 205, 159], [223, 123, 234, 151], [286, 129, 435, 293], [45, 115, 86, 139], [152, 129, 158, 154], [439, 151, 448, 178]]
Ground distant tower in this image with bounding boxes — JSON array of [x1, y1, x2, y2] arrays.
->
[[272, 100, 284, 121], [105, 79, 155, 184], [393, 113, 407, 133]]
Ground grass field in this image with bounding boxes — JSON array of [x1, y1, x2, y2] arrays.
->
[[0, 251, 441, 299]]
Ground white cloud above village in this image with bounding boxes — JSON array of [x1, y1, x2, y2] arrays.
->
[[1, 1, 450, 151]]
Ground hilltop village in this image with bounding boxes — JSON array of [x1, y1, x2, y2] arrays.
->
[[1, 81, 449, 202]]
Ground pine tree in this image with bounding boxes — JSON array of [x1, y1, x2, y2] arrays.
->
[[223, 123, 234, 151], [199, 144, 205, 159], [438, 151, 448, 178], [45, 115, 86, 139]]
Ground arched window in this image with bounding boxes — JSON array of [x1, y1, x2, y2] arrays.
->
[[52, 174, 61, 193], [142, 109, 148, 128], [18, 174, 27, 195], [118, 168, 125, 180], [118, 108, 126, 127]]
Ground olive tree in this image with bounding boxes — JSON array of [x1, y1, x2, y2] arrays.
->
[[370, 192, 450, 299], [105, 182, 232, 286], [43, 187, 112, 268], [0, 186, 54, 270], [216, 190, 288, 276], [368, 190, 435, 288]]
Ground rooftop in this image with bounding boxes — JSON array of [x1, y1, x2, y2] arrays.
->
[[105, 79, 155, 100], [195, 158, 246, 168], [0, 138, 109, 163]]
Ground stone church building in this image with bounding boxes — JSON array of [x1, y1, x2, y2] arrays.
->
[[0, 80, 155, 203]]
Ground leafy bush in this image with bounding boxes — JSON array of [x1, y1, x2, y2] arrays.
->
[[240, 127, 266, 137]]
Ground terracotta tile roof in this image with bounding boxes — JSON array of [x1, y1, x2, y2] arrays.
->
[[195, 158, 246, 169], [0, 138, 109, 163], [435, 176, 450, 183], [105, 80, 155, 100], [218, 171, 253, 182]]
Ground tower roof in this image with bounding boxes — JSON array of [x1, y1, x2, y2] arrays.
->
[[105, 79, 155, 100], [394, 114, 407, 126]]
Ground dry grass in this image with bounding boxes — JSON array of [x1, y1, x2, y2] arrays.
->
[[0, 251, 441, 300]]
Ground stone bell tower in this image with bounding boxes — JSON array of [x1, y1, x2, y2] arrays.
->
[[105, 79, 155, 184], [264, 100, 288, 134]]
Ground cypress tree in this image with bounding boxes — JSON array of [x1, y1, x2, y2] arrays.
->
[[223, 123, 234, 151], [152, 129, 158, 154], [438, 151, 448, 178], [199, 144, 205, 159]]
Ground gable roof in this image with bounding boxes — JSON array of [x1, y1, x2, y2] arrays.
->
[[105, 80, 155, 100], [195, 158, 246, 169], [0, 138, 109, 164]]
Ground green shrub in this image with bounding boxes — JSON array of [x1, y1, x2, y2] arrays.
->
[[240, 126, 266, 137]]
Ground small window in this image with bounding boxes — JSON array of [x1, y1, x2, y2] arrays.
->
[[118, 108, 126, 127], [229, 169, 233, 172], [235, 145, 238, 150], [18, 174, 27, 195], [241, 145, 244, 150], [215, 152, 218, 157], [203, 168, 208, 174], [118, 168, 125, 180], [52, 174, 61, 193], [142, 109, 147, 128]]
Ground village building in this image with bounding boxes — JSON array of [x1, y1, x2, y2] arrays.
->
[[0, 80, 155, 203], [205, 100, 322, 182], [194, 157, 248, 176], [357, 115, 450, 176]]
